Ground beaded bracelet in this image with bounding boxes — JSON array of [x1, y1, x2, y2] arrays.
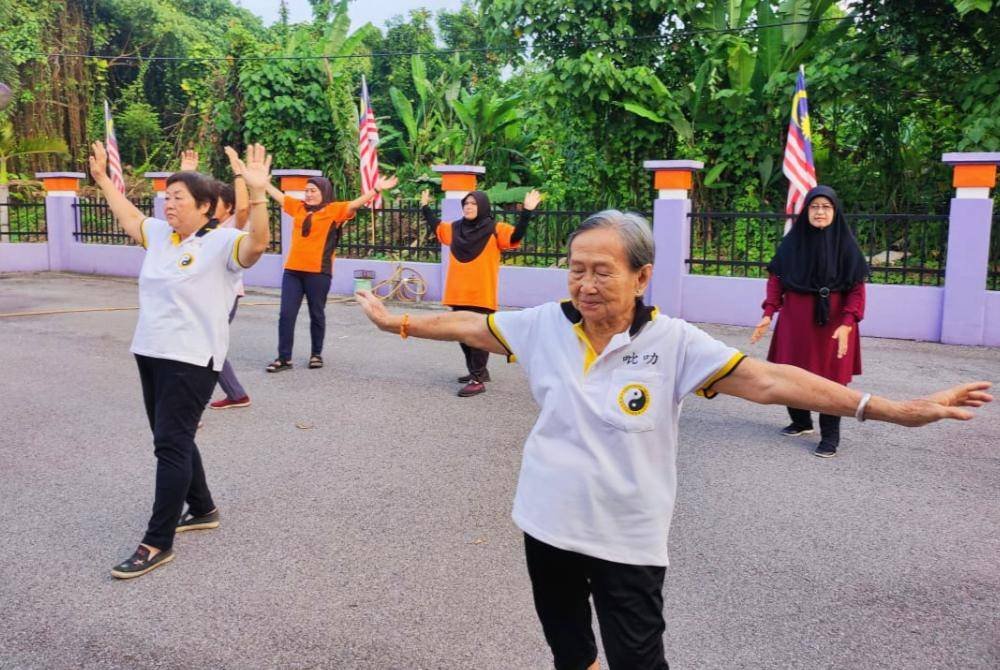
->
[[400, 314, 410, 339]]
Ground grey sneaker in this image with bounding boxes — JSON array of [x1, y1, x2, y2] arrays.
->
[[176, 508, 220, 533], [780, 423, 815, 437]]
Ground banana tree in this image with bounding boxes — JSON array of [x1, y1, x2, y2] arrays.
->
[[0, 118, 68, 241], [622, 0, 853, 191], [381, 54, 471, 172], [449, 88, 525, 165]]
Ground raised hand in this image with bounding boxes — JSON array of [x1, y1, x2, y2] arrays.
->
[[523, 189, 543, 211], [223, 146, 242, 175], [375, 175, 398, 192], [180, 149, 199, 172], [749, 316, 771, 344], [235, 143, 273, 192], [420, 189, 431, 207], [88, 142, 109, 184]]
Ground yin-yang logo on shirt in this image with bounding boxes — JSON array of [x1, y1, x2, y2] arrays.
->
[[177, 253, 195, 268], [617, 383, 650, 416]]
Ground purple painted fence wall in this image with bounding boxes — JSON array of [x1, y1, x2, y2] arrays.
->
[[2, 155, 997, 346]]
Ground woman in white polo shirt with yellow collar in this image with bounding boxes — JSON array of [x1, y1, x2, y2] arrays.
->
[[89, 142, 273, 579], [356, 210, 992, 669]]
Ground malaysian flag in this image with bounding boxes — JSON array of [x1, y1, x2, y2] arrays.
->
[[103, 99, 126, 195], [358, 75, 381, 209], [782, 67, 817, 233]]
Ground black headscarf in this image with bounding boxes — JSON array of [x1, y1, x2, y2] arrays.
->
[[449, 191, 497, 263], [301, 177, 335, 238], [766, 185, 868, 326]]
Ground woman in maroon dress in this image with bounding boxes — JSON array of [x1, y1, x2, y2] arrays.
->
[[751, 185, 869, 458]]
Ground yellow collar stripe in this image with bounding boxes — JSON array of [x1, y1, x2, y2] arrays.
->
[[572, 322, 599, 373]]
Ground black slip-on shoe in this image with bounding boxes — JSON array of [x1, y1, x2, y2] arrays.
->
[[176, 508, 220, 533], [814, 442, 838, 458], [457, 371, 491, 383], [111, 545, 175, 579], [780, 423, 815, 437]]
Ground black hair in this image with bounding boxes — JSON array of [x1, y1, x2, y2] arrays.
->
[[216, 181, 235, 216]]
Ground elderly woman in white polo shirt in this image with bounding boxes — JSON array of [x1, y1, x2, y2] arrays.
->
[[89, 142, 273, 579], [356, 210, 992, 670]]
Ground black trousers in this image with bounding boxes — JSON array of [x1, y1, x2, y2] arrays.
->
[[136, 355, 218, 551], [788, 406, 841, 447], [450, 305, 493, 380], [278, 269, 332, 360], [524, 533, 670, 670]]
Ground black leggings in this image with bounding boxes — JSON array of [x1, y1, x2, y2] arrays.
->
[[450, 305, 493, 380], [136, 355, 218, 551], [788, 407, 841, 447], [525, 533, 670, 670]]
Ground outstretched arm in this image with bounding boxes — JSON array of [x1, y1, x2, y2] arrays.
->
[[229, 143, 273, 269], [510, 189, 542, 244], [713, 357, 992, 427], [355, 290, 508, 354], [347, 175, 398, 214], [265, 183, 286, 204], [88, 141, 145, 245], [224, 146, 251, 230], [419, 189, 439, 237]]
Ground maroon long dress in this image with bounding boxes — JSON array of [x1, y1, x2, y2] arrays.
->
[[762, 273, 865, 385]]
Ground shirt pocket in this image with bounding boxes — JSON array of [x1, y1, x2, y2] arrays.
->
[[601, 369, 661, 433]]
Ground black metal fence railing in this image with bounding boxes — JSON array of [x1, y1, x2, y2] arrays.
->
[[688, 211, 949, 286], [989, 214, 1000, 291], [73, 198, 155, 245], [338, 201, 441, 263], [0, 201, 47, 242], [501, 207, 652, 267]]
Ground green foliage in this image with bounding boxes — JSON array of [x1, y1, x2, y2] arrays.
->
[[2, 0, 997, 221], [0, 118, 68, 185]]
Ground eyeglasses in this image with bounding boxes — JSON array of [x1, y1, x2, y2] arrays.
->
[[809, 204, 834, 212]]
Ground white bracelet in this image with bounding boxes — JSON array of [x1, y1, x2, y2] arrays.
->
[[855, 392, 872, 422]]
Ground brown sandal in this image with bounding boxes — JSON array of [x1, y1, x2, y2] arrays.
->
[[266, 359, 292, 373]]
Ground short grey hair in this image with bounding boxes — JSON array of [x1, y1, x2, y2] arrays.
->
[[566, 209, 655, 269]]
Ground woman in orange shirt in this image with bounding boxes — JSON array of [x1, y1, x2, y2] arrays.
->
[[265, 174, 397, 371], [421, 188, 541, 396]]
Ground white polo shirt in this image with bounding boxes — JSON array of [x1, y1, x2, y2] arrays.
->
[[130, 218, 248, 371], [489, 300, 745, 567], [219, 214, 245, 297]]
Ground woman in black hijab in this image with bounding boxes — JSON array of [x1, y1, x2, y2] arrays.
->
[[750, 185, 869, 457], [422, 187, 541, 396]]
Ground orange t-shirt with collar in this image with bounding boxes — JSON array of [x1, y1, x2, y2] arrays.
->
[[283, 196, 355, 274], [437, 221, 519, 311]]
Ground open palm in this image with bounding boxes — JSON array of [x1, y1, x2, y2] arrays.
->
[[231, 144, 272, 191]]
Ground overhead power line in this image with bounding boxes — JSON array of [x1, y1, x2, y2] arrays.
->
[[8, 16, 851, 63]]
